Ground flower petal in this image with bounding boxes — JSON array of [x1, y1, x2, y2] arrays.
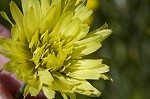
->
[[74, 6, 93, 21], [38, 70, 54, 85], [64, 59, 109, 80], [71, 40, 102, 58], [52, 76, 71, 92], [52, 12, 74, 36], [66, 59, 104, 69], [10, 1, 28, 45], [10, 1, 23, 26], [41, 4, 60, 33], [71, 28, 112, 57], [40, 0, 51, 17], [21, 0, 28, 13], [76, 29, 112, 45], [0, 37, 31, 62], [52, 72, 74, 92], [62, 0, 76, 13], [61, 92, 76, 99], [61, 93, 69, 99], [76, 24, 90, 40], [17, 62, 35, 80], [75, 80, 101, 97], [24, 78, 42, 97], [0, 11, 14, 25], [29, 31, 40, 52], [11, 25, 19, 40], [43, 86, 55, 99], [23, 7, 39, 42], [2, 61, 18, 73]]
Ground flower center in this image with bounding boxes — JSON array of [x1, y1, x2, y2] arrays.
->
[[30, 30, 73, 72]]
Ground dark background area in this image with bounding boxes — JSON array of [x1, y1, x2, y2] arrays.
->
[[0, 0, 150, 99]]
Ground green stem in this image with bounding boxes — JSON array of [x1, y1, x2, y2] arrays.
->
[[15, 84, 26, 99]]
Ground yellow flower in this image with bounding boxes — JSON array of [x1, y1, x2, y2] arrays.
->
[[76, 0, 99, 25], [0, 0, 112, 99], [76, 0, 99, 10]]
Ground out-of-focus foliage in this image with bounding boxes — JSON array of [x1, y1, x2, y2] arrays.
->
[[95, 0, 150, 99], [0, 0, 150, 99]]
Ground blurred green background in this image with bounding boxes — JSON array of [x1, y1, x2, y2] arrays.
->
[[0, 0, 150, 99]]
